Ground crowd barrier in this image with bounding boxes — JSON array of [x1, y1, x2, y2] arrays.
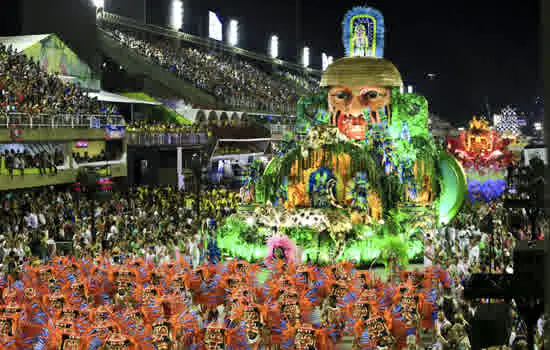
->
[[0, 113, 125, 129], [127, 132, 211, 146], [270, 125, 293, 136]]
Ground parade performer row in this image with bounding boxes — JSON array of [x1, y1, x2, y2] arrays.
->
[[0, 236, 451, 349]]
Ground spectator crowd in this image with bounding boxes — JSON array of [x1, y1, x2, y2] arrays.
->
[[426, 199, 547, 350], [0, 43, 103, 115], [1, 148, 63, 178], [0, 185, 240, 268], [127, 120, 210, 134], [103, 26, 320, 114]]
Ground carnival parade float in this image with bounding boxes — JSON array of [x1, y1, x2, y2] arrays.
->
[[217, 6, 467, 265], [446, 115, 515, 203]]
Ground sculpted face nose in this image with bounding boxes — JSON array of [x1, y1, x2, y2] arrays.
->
[[348, 95, 366, 117]]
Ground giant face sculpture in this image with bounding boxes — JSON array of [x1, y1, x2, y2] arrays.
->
[[328, 86, 391, 140]]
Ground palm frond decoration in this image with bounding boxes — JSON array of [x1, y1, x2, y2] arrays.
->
[[275, 177, 289, 205], [373, 234, 409, 269]]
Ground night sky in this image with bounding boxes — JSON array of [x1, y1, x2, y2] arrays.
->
[[192, 0, 541, 125]]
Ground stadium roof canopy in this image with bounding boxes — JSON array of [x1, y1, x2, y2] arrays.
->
[[0, 34, 51, 52], [86, 90, 161, 106]]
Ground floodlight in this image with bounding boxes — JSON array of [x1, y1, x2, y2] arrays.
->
[[322, 53, 328, 71], [270, 35, 279, 59], [407, 85, 413, 93], [171, 0, 183, 30], [228, 20, 239, 46], [303, 47, 310, 68], [92, 0, 104, 8]]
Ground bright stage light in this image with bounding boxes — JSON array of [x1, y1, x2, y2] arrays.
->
[[270, 35, 279, 58], [493, 114, 502, 126], [170, 0, 183, 30], [92, 0, 104, 8], [303, 47, 310, 68], [328, 56, 333, 65], [228, 19, 239, 46], [534, 122, 543, 131], [322, 52, 328, 71], [407, 85, 413, 93]]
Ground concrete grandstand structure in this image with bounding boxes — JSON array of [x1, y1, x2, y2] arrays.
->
[[0, 0, 321, 191]]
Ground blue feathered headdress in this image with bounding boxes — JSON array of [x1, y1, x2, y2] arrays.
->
[[206, 239, 221, 265], [342, 7, 385, 58]]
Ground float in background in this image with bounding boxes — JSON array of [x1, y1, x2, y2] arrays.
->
[[446, 114, 519, 203], [216, 6, 467, 266]]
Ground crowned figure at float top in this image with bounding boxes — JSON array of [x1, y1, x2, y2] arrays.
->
[[218, 6, 466, 264]]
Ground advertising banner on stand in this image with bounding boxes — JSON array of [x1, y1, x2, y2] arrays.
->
[[104, 125, 126, 140]]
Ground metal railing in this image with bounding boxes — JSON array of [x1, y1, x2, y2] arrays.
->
[[97, 11, 322, 77], [127, 132, 211, 146], [270, 125, 293, 136], [0, 113, 125, 128], [224, 98, 297, 115]]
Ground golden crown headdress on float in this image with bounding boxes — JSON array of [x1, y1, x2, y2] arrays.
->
[[320, 6, 403, 88], [468, 116, 490, 133]]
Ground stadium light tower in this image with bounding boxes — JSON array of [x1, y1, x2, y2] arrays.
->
[[171, 0, 183, 30], [270, 35, 279, 59], [303, 46, 310, 68], [92, 0, 104, 8], [322, 52, 328, 71], [228, 19, 239, 46]]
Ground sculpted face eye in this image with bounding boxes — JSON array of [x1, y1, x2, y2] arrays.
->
[[336, 91, 350, 99], [331, 89, 352, 101], [360, 89, 382, 100]]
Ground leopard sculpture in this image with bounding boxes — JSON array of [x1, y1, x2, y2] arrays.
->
[[253, 201, 353, 260]]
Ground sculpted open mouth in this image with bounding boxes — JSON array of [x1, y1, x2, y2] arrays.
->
[[337, 113, 367, 140]]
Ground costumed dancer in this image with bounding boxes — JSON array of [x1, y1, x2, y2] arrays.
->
[[265, 235, 298, 269]]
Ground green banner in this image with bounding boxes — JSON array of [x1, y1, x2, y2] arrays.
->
[[23, 35, 99, 90]]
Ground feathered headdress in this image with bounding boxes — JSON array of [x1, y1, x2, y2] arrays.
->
[[265, 235, 297, 265], [342, 6, 385, 58], [206, 239, 221, 265]]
